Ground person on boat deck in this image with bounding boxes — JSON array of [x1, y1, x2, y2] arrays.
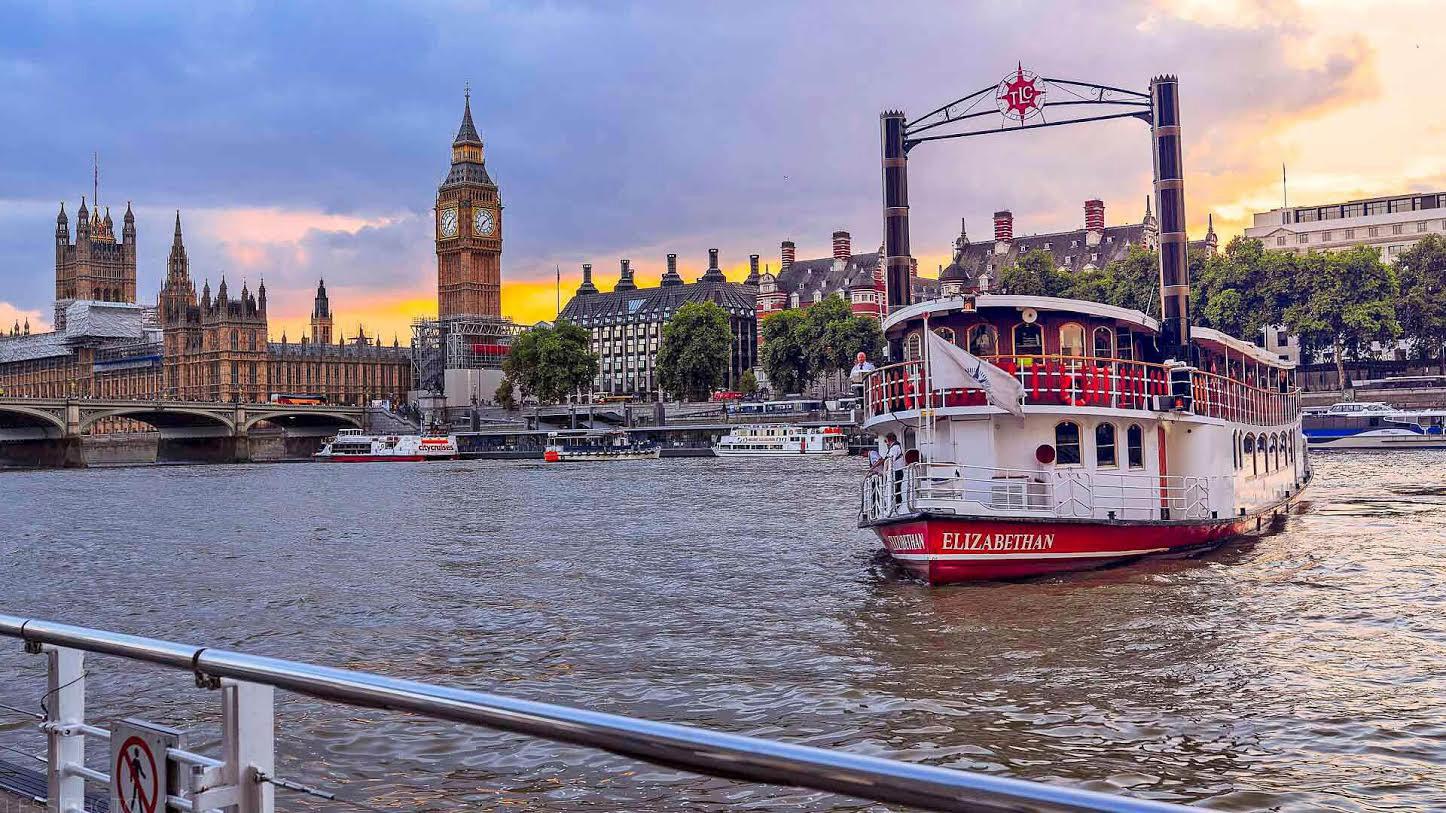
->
[[849, 352, 875, 383], [850, 352, 875, 399], [885, 432, 905, 509]]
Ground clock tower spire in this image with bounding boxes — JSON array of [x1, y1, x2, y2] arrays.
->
[[435, 87, 502, 320]]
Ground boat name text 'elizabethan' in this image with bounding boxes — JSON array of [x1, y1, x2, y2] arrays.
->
[[941, 533, 1057, 552]]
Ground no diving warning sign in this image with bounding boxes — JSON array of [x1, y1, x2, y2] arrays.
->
[[110, 720, 182, 813]]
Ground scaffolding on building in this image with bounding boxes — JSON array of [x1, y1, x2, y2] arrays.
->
[[411, 316, 522, 393]]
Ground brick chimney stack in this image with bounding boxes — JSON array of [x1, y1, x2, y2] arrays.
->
[[780, 240, 796, 270], [1085, 199, 1105, 247], [832, 230, 851, 260], [993, 210, 1013, 242]]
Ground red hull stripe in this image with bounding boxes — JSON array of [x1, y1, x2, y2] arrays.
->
[[890, 547, 1169, 561], [315, 455, 452, 462]]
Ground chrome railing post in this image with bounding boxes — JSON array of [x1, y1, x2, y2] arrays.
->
[[44, 646, 86, 813]]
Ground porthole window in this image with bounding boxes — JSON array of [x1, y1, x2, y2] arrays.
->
[[1127, 424, 1145, 469], [1095, 423, 1117, 467], [1055, 421, 1082, 465]]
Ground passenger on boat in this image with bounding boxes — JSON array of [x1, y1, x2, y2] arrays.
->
[[884, 432, 904, 510]]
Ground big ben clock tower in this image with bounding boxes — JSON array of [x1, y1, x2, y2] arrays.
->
[[436, 90, 502, 319]]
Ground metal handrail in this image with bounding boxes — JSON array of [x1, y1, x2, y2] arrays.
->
[[0, 613, 1193, 813]]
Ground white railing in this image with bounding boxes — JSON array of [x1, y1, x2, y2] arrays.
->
[[862, 463, 1222, 523]]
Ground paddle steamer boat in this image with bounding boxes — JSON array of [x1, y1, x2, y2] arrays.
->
[[859, 294, 1310, 584]]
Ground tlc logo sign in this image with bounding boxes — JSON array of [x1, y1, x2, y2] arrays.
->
[[996, 63, 1047, 123]]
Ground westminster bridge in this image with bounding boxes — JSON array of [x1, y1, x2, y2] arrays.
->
[[0, 397, 367, 467]]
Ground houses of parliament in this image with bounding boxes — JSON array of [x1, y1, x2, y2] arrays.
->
[[0, 93, 514, 408]]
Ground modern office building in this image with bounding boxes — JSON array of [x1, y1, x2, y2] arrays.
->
[[1244, 191, 1446, 261]]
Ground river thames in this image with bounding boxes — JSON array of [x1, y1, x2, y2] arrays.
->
[[0, 452, 1442, 811]]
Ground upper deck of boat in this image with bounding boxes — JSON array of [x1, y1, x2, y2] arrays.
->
[[864, 293, 1301, 429]]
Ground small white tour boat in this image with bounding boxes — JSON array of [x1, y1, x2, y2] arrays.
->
[[714, 424, 848, 457], [315, 429, 459, 462], [543, 430, 661, 462]]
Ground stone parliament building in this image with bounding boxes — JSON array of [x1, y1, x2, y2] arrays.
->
[[0, 203, 414, 406]]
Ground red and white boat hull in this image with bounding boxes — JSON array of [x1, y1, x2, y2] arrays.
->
[[869, 506, 1289, 584]]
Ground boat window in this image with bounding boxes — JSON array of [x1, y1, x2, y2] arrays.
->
[[968, 324, 999, 356], [1116, 329, 1134, 361], [1095, 423, 1117, 467], [1092, 326, 1114, 358], [1055, 421, 1082, 465], [1269, 435, 1278, 471], [905, 332, 923, 361], [1127, 424, 1145, 469], [1013, 323, 1043, 355], [933, 326, 956, 344], [1244, 433, 1256, 475], [1059, 323, 1086, 357]]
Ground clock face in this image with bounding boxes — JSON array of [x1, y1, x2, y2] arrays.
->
[[473, 208, 495, 237], [439, 208, 459, 238]]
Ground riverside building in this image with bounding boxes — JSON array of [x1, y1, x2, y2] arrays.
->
[[558, 250, 758, 397], [756, 230, 937, 320], [1244, 191, 1446, 261]]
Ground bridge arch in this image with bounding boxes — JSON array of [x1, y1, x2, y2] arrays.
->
[[0, 404, 67, 439], [78, 406, 235, 436], [242, 410, 364, 433]]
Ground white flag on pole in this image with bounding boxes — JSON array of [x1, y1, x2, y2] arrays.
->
[[925, 329, 1025, 417]]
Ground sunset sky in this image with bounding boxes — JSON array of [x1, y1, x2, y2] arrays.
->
[[2, 1, 1442, 341]]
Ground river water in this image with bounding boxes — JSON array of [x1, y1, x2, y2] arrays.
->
[[0, 452, 1442, 811]]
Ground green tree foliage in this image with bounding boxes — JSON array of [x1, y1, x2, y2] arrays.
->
[[1191, 237, 1292, 339], [739, 368, 758, 397], [802, 295, 884, 379], [502, 320, 598, 403], [1097, 244, 1164, 317], [760, 309, 811, 395], [1280, 245, 1400, 384], [760, 297, 883, 394], [494, 377, 517, 410], [656, 301, 732, 401], [995, 249, 1071, 296], [1394, 234, 1446, 370]]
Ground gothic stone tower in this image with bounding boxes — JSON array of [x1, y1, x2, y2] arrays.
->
[[310, 279, 334, 345], [435, 92, 502, 320], [159, 212, 201, 397], [54, 196, 138, 328]]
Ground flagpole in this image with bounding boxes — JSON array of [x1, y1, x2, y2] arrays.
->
[[921, 312, 932, 463]]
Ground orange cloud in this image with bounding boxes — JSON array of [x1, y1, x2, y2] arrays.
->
[[0, 301, 48, 333]]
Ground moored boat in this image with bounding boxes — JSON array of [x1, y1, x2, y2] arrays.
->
[[1302, 402, 1446, 449], [315, 429, 459, 462], [859, 292, 1311, 584], [715, 424, 847, 457], [543, 429, 660, 462]]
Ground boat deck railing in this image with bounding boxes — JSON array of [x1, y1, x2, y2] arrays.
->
[[862, 462, 1223, 523], [864, 357, 1300, 426], [0, 613, 1197, 813]]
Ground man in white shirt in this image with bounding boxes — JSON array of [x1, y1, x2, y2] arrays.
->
[[849, 352, 875, 383], [884, 432, 905, 510]]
